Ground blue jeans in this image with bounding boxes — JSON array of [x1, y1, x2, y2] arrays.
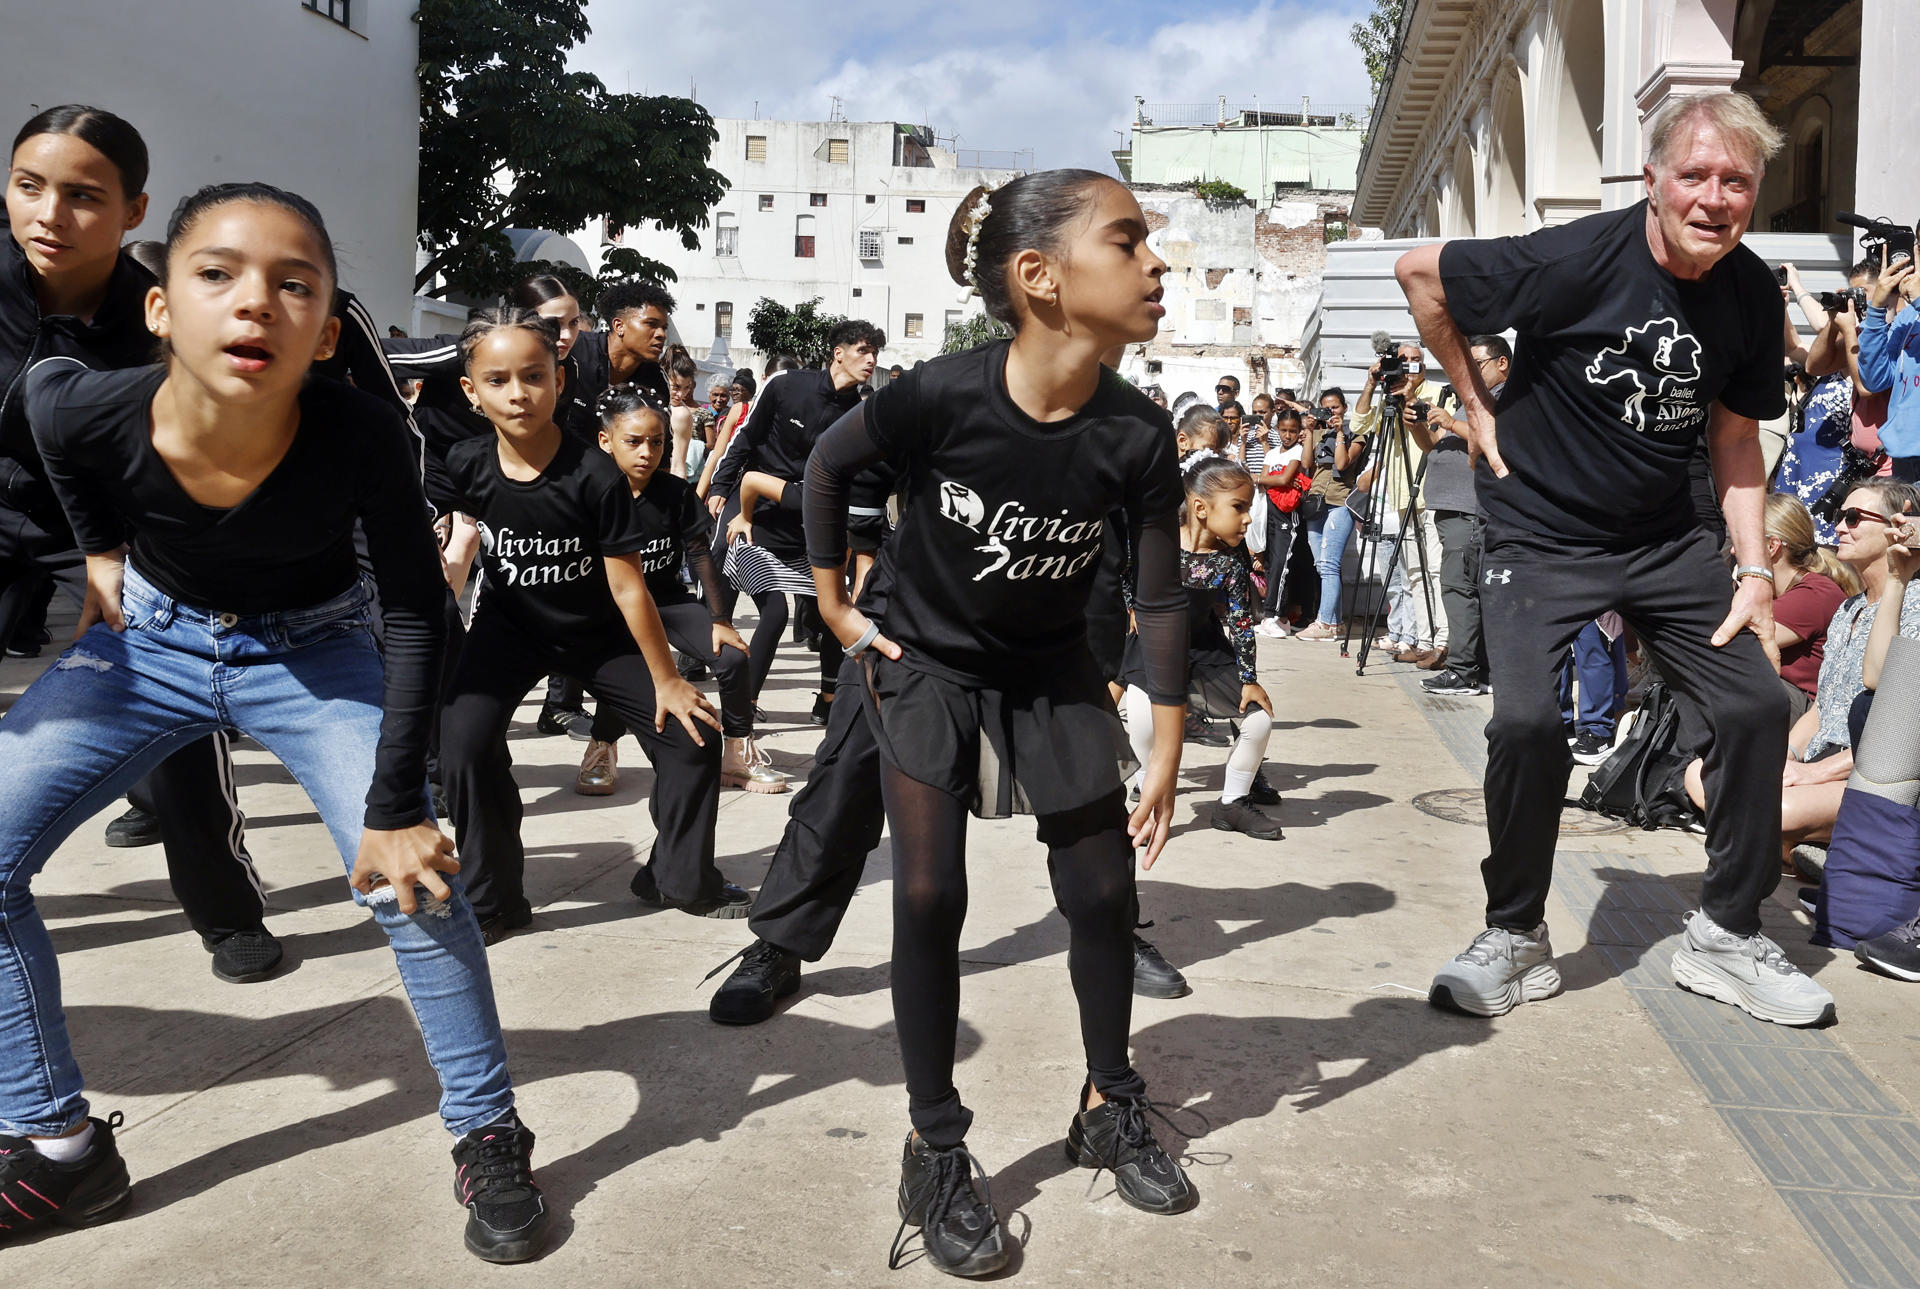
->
[[1557, 620, 1628, 739], [1306, 503, 1357, 627], [0, 563, 514, 1137]]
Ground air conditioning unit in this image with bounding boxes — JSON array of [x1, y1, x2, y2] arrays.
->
[[858, 229, 884, 261]]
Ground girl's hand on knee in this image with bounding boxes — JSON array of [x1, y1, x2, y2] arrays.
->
[[712, 620, 749, 657], [655, 674, 723, 744], [351, 822, 460, 915], [77, 549, 128, 637]]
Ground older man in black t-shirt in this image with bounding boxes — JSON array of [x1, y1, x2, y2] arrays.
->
[[1395, 90, 1834, 1027]]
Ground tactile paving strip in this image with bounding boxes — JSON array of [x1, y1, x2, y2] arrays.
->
[[1400, 674, 1920, 1288]]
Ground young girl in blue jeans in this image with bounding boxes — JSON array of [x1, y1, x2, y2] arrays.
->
[[0, 184, 548, 1263]]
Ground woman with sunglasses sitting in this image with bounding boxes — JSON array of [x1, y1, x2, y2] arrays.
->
[[1684, 481, 1920, 866]]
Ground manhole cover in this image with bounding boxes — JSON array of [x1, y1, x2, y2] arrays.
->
[[1412, 787, 1631, 835]]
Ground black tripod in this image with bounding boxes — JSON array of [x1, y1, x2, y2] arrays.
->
[[1341, 388, 1440, 675]]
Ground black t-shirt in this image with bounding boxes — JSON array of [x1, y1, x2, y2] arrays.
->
[[1439, 200, 1785, 543], [27, 360, 444, 830], [444, 430, 649, 639], [628, 468, 710, 605], [710, 368, 864, 558], [805, 342, 1185, 687]]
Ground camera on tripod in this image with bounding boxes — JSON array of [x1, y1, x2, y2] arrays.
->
[[1376, 354, 1423, 383], [1837, 212, 1917, 267]]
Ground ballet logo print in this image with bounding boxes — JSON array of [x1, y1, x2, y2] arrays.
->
[[938, 480, 986, 529], [1583, 317, 1705, 436], [476, 520, 597, 587]]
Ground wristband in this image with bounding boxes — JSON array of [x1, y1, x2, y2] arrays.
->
[[847, 620, 882, 656], [1731, 564, 1775, 586]]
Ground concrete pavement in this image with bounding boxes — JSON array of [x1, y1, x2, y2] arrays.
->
[[1, 618, 1913, 1288]]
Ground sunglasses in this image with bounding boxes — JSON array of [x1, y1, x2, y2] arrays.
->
[[1216, 385, 1235, 393], [1837, 506, 1891, 529]]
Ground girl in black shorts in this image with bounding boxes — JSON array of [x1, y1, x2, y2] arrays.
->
[[804, 170, 1198, 1277], [436, 310, 740, 938], [575, 388, 783, 795]]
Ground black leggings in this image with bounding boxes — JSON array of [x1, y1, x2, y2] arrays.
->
[[440, 608, 722, 920], [591, 598, 753, 740], [883, 766, 1145, 1149], [744, 592, 844, 703]]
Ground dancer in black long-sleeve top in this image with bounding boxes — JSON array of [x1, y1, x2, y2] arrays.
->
[[804, 170, 1197, 1278], [435, 309, 735, 941]]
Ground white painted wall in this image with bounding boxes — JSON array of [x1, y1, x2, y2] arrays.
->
[[1854, 0, 1920, 231], [2, 1, 421, 334], [605, 118, 1019, 372]]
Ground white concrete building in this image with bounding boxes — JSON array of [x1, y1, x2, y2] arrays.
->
[[1352, 0, 1915, 242], [604, 119, 1024, 372], [2, 0, 421, 334], [1115, 99, 1370, 198]]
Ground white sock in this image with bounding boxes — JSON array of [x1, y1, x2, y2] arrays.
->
[[1123, 685, 1156, 789], [1221, 707, 1274, 803], [32, 1120, 93, 1162]]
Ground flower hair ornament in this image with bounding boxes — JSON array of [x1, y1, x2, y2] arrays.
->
[[957, 179, 1008, 303]]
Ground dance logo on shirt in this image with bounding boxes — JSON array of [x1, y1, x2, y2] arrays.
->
[[637, 534, 678, 577], [1584, 317, 1705, 436], [476, 521, 597, 586], [937, 480, 1103, 584]]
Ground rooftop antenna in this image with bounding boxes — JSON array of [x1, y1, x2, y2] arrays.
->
[[830, 95, 845, 122]]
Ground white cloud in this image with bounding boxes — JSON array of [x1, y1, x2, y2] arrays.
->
[[573, 1, 1374, 173]]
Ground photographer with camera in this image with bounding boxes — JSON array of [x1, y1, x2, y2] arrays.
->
[[1354, 341, 1447, 663], [1783, 261, 1882, 544], [1858, 244, 1920, 481], [1395, 90, 1836, 1027]]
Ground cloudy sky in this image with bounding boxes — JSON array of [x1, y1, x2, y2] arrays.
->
[[570, 0, 1378, 174]]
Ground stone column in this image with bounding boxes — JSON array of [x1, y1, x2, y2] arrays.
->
[[1854, 0, 1920, 230]]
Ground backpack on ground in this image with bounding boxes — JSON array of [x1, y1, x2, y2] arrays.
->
[[1578, 682, 1702, 831]]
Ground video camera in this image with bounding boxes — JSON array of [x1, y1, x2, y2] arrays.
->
[[1811, 443, 1891, 524], [1837, 212, 1917, 267], [1369, 331, 1424, 384], [1816, 286, 1870, 315]]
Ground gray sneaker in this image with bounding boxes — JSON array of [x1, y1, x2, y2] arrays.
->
[[1429, 924, 1562, 1017], [1671, 910, 1835, 1026]]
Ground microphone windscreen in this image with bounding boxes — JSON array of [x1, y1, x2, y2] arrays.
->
[[1370, 330, 1396, 356]]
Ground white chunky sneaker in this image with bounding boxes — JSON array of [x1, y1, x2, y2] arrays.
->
[[1429, 923, 1562, 1017], [1671, 910, 1835, 1027]]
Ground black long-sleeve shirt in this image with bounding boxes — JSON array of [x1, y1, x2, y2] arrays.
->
[[27, 361, 445, 830], [709, 367, 864, 558], [804, 344, 1188, 701]]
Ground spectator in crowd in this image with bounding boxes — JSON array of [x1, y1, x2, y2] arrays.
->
[[1859, 251, 1920, 480], [1780, 262, 1868, 544], [1811, 257, 1900, 477], [1219, 399, 1245, 444], [1295, 388, 1365, 642], [1685, 483, 1920, 862], [1763, 492, 1858, 722], [1143, 384, 1168, 411], [388, 324, 407, 338], [1354, 342, 1446, 663], [1215, 373, 1241, 413], [1421, 335, 1505, 695], [1559, 619, 1628, 765], [1252, 407, 1314, 635]]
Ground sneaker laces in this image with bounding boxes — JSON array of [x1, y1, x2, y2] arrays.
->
[[1889, 913, 1920, 945], [889, 1144, 997, 1271], [583, 742, 613, 774], [1693, 915, 1803, 976], [1083, 1096, 1198, 1194], [1454, 927, 1517, 967], [745, 736, 774, 768], [699, 938, 785, 986], [464, 1125, 536, 1205]]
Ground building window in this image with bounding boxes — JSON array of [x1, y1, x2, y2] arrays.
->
[[827, 138, 850, 164], [715, 301, 734, 338], [303, 0, 351, 27], [603, 218, 625, 245], [865, 194, 877, 204], [715, 213, 738, 257], [795, 215, 817, 259], [906, 199, 926, 214], [904, 313, 924, 338], [897, 236, 914, 246], [852, 288, 863, 298], [758, 194, 775, 212], [746, 135, 768, 162], [810, 193, 828, 207], [858, 229, 883, 261], [945, 310, 962, 332]]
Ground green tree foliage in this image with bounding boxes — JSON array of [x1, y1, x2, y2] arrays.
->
[[746, 297, 848, 368], [1191, 177, 1249, 204], [941, 312, 1010, 354], [415, 0, 729, 306], [1351, 0, 1407, 99]]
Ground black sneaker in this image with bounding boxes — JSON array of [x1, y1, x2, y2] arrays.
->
[[202, 929, 284, 983], [1246, 770, 1282, 807], [1854, 914, 1920, 982], [103, 805, 161, 849], [451, 1117, 548, 1263], [1421, 669, 1488, 696], [676, 651, 711, 682], [535, 705, 593, 741], [629, 863, 753, 919], [475, 903, 534, 947], [5, 628, 50, 658], [1065, 1087, 1196, 1215], [430, 781, 450, 821], [708, 939, 802, 1025], [1132, 931, 1190, 999], [1570, 730, 1615, 766], [810, 692, 834, 726], [1183, 713, 1230, 747], [1211, 796, 1283, 841], [891, 1135, 1008, 1277], [0, 1112, 132, 1236]]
